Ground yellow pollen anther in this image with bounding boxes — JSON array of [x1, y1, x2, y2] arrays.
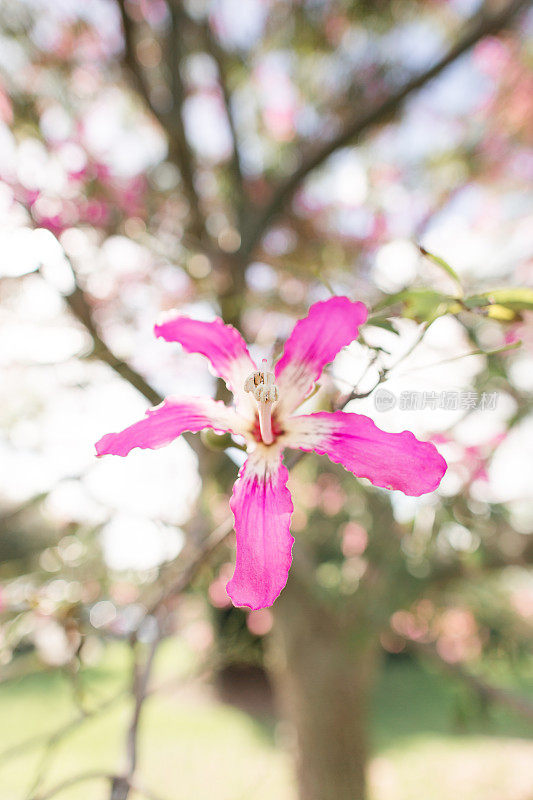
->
[[244, 365, 278, 404]]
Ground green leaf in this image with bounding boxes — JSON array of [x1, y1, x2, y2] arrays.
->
[[366, 316, 400, 334], [374, 288, 456, 323], [418, 245, 462, 292]]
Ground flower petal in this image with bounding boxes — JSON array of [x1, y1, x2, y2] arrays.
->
[[226, 448, 294, 610], [95, 397, 246, 457], [154, 315, 256, 415], [285, 411, 447, 496], [274, 297, 367, 417]]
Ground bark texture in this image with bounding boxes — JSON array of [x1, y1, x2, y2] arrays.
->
[[270, 570, 380, 800]]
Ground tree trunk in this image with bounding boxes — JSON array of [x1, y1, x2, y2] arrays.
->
[[269, 570, 380, 800]]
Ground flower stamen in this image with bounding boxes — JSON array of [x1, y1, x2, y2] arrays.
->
[[244, 359, 279, 445]]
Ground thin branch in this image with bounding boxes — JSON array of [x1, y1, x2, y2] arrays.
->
[[24, 739, 65, 800], [0, 689, 126, 767], [115, 0, 205, 240], [130, 517, 233, 628], [164, 0, 206, 240], [128, 635, 161, 776], [141, 515, 234, 624], [412, 641, 533, 722], [127, 778, 170, 800], [31, 771, 114, 800], [338, 321, 431, 405], [115, 0, 156, 115], [110, 516, 233, 800], [30, 770, 168, 800], [4, 644, 217, 794], [62, 262, 163, 407], [36, 251, 224, 471], [285, 319, 439, 470], [110, 632, 162, 800], [53, 255, 204, 461], [240, 0, 530, 258], [200, 20, 247, 225]]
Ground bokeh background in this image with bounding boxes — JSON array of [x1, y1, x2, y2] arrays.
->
[[0, 1, 532, 799]]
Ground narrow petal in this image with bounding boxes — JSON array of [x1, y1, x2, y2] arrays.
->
[[96, 397, 246, 457], [227, 448, 294, 610], [154, 315, 256, 415], [274, 297, 367, 417], [285, 411, 447, 496]]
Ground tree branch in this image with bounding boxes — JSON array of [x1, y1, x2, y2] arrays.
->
[[164, 0, 207, 240], [240, 0, 530, 258], [64, 277, 163, 408], [199, 20, 247, 226], [54, 255, 206, 461], [115, 0, 155, 114], [115, 0, 206, 240]]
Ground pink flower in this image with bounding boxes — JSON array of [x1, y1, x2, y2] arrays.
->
[[95, 297, 446, 609]]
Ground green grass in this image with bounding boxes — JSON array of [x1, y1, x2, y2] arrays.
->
[[370, 657, 533, 800], [0, 643, 531, 800], [373, 655, 533, 747]]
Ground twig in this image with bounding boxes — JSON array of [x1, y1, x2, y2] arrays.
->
[[240, 0, 530, 258], [142, 515, 234, 623], [0, 689, 126, 767], [31, 771, 114, 800], [128, 631, 163, 775], [110, 516, 234, 800], [30, 770, 168, 800], [6, 644, 219, 795], [62, 260, 163, 407], [22, 670, 125, 800], [24, 739, 62, 800], [398, 340, 522, 375], [127, 778, 170, 800], [112, 630, 162, 800], [339, 322, 431, 405]]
